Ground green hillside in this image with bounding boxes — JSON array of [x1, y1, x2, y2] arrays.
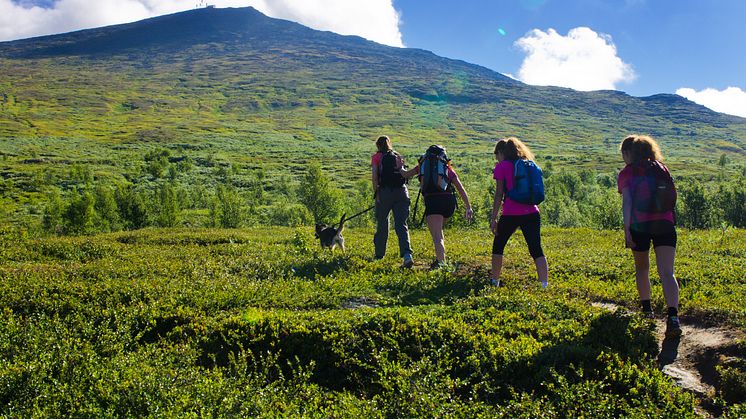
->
[[1, 7, 744, 177], [0, 7, 744, 234], [1, 7, 745, 232]]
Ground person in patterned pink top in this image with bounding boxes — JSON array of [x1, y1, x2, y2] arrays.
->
[[618, 135, 681, 338]]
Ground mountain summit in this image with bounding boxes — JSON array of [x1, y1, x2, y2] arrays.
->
[[4, 7, 346, 58]]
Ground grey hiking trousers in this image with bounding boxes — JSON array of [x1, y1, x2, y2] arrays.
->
[[374, 186, 413, 259]]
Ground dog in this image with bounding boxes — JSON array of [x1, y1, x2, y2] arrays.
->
[[315, 213, 347, 252]]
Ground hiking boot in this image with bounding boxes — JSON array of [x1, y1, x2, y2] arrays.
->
[[642, 310, 655, 320], [665, 315, 682, 338], [430, 260, 445, 270], [402, 253, 414, 269]]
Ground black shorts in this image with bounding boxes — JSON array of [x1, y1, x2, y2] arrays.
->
[[630, 220, 677, 252], [424, 193, 457, 218], [492, 212, 544, 259]]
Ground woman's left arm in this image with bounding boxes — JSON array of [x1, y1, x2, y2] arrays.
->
[[621, 187, 635, 248], [451, 174, 473, 220], [401, 164, 419, 179]]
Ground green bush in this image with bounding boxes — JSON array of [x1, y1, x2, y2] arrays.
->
[[152, 182, 181, 228], [298, 162, 343, 224], [717, 361, 746, 404], [65, 189, 96, 235], [212, 185, 245, 228]]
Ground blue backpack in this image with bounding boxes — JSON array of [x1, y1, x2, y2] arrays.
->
[[418, 145, 451, 193], [506, 159, 545, 205]]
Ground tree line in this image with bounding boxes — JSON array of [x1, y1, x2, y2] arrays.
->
[[35, 151, 745, 236]]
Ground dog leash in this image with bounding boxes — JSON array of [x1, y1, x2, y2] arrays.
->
[[341, 205, 375, 223]]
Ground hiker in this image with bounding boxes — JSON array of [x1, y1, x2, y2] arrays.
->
[[490, 137, 548, 288], [401, 145, 472, 269], [618, 135, 681, 338], [372, 135, 414, 268]]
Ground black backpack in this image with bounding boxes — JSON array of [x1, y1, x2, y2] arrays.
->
[[378, 150, 406, 188]]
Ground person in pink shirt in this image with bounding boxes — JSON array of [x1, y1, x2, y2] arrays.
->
[[618, 135, 681, 338], [490, 137, 548, 288]]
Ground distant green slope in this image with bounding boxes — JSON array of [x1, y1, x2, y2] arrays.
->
[[1, 7, 744, 164], [0, 7, 744, 229]]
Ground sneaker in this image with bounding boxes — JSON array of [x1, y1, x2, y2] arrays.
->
[[540, 282, 548, 289], [489, 278, 500, 287], [402, 253, 414, 269], [665, 315, 682, 338]]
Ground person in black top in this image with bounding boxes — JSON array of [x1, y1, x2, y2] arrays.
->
[[372, 135, 414, 268]]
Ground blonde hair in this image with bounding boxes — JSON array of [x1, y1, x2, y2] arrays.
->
[[620, 135, 663, 162], [376, 135, 392, 153], [493, 137, 535, 161]]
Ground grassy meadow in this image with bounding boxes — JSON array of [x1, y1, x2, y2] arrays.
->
[[1, 7, 746, 416], [1, 225, 744, 416]]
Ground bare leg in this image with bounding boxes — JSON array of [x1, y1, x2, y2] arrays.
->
[[534, 256, 548, 284], [654, 246, 679, 309], [426, 214, 446, 262], [491, 254, 503, 281], [632, 250, 651, 301]]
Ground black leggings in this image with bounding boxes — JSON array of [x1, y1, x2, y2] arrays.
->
[[492, 212, 544, 259]]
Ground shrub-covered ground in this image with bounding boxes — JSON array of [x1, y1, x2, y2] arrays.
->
[[0, 226, 744, 416]]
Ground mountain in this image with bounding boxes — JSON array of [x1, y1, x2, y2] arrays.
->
[[0, 6, 744, 184]]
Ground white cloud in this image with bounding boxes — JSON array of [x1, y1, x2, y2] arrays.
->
[[0, 0, 404, 47], [250, 0, 403, 47], [676, 87, 746, 118], [514, 27, 636, 91]]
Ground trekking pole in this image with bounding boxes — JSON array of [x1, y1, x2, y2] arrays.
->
[[418, 208, 426, 228], [410, 188, 421, 227]]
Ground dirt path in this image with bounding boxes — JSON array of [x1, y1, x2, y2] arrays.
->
[[592, 302, 744, 416]]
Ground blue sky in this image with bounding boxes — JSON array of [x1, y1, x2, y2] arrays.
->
[[394, 0, 745, 98], [2, 0, 745, 117]]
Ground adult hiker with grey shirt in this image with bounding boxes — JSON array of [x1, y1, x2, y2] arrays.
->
[[372, 135, 414, 268]]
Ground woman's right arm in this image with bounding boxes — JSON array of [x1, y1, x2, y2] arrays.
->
[[491, 179, 504, 235]]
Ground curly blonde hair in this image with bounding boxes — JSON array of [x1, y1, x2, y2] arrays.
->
[[493, 137, 535, 161], [620, 135, 663, 162]]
